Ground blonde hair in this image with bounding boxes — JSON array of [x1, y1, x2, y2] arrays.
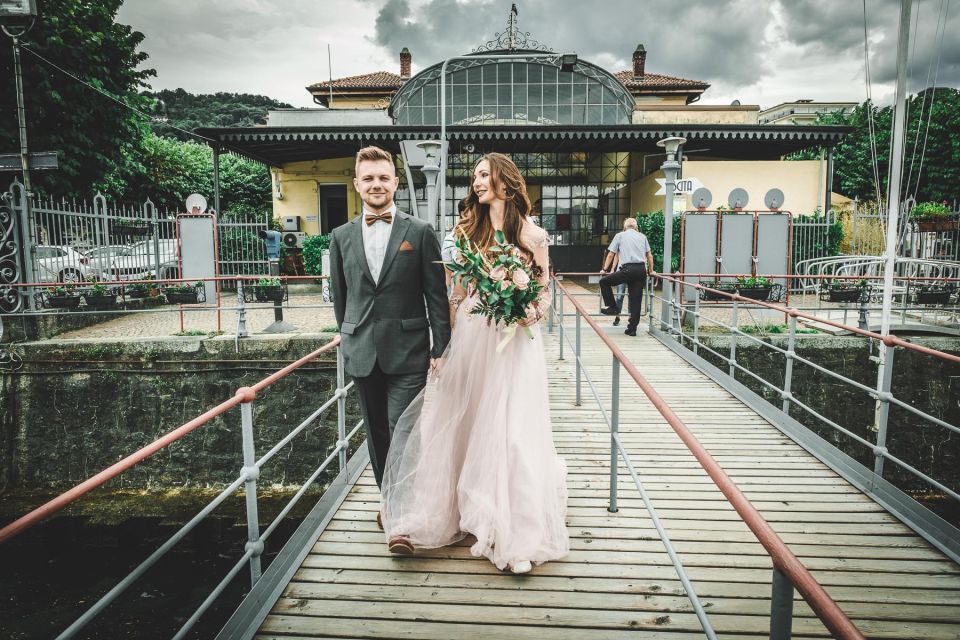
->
[[354, 146, 395, 176]]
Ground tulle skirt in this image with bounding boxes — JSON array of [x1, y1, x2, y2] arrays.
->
[[381, 298, 569, 570]]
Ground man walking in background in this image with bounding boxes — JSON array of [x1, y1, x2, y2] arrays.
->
[[599, 217, 654, 337]]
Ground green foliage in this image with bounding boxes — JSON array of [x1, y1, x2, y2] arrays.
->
[[145, 89, 291, 140], [0, 0, 155, 198], [786, 89, 960, 203], [303, 234, 331, 276], [737, 275, 771, 287], [634, 210, 681, 272], [911, 201, 951, 218], [791, 211, 844, 266], [256, 277, 281, 287]]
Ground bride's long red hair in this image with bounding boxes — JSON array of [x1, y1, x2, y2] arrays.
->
[[456, 153, 536, 265]]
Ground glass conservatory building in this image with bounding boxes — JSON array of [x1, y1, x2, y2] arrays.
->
[[199, 17, 849, 271]]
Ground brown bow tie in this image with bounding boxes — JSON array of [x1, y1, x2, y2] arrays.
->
[[365, 211, 393, 226]]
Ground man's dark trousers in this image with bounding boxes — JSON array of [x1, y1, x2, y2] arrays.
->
[[353, 361, 427, 486], [600, 263, 646, 331]]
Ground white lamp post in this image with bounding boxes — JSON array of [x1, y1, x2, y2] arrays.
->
[[656, 136, 686, 330], [417, 140, 442, 230]]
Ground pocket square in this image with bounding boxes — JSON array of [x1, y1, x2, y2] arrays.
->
[[399, 240, 415, 252]]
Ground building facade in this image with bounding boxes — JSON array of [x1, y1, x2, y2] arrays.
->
[[200, 11, 849, 271]]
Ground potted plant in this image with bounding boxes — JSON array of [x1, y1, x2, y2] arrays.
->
[[254, 277, 285, 303], [736, 275, 774, 301], [126, 277, 160, 299], [821, 278, 869, 303], [111, 217, 151, 236], [163, 281, 204, 304], [698, 280, 737, 301], [911, 201, 957, 232], [45, 283, 81, 309], [82, 281, 117, 309]]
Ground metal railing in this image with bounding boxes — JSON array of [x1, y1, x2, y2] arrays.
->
[[649, 273, 960, 562], [549, 275, 866, 640], [0, 336, 361, 640]]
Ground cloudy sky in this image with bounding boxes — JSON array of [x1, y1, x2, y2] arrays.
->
[[116, 0, 959, 109]]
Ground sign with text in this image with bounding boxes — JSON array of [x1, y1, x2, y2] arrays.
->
[[655, 176, 703, 196]]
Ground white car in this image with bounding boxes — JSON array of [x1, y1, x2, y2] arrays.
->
[[104, 239, 177, 281], [33, 245, 90, 283], [84, 245, 132, 276]]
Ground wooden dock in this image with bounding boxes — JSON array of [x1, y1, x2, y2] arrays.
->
[[252, 326, 960, 639]]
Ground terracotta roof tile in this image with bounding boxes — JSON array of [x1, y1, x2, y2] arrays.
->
[[614, 70, 709, 90], [308, 71, 403, 91]]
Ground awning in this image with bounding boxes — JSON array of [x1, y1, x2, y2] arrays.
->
[[195, 124, 851, 167]]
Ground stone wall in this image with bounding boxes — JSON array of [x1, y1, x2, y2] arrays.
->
[[0, 334, 362, 491], [694, 334, 960, 494]]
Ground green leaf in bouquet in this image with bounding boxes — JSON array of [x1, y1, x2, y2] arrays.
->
[[494, 229, 506, 244], [488, 292, 500, 304]]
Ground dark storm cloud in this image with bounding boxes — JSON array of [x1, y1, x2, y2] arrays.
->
[[372, 0, 771, 86], [371, 0, 959, 97]]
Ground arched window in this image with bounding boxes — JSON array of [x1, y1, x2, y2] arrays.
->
[[391, 56, 634, 126]]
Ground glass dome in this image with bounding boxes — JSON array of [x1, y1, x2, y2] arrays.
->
[[390, 54, 635, 127]]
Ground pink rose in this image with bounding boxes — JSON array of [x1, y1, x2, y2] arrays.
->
[[511, 268, 530, 290], [489, 265, 507, 282]]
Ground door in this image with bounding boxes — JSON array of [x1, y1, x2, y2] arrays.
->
[[318, 184, 348, 234]]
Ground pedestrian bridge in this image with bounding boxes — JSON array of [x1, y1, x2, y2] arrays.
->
[[2, 278, 959, 639]]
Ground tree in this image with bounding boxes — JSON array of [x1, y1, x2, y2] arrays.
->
[[0, 0, 155, 197], [788, 88, 960, 204], [145, 89, 291, 140]]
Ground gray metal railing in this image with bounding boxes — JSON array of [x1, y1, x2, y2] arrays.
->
[[651, 275, 960, 565], [0, 338, 361, 639], [549, 275, 866, 639]]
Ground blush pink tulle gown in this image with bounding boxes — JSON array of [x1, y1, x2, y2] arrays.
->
[[380, 293, 570, 570]]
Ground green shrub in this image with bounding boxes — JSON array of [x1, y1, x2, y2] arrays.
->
[[634, 210, 681, 272], [303, 234, 331, 276], [911, 201, 951, 218]]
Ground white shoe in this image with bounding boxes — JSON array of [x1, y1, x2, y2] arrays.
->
[[510, 560, 532, 574]]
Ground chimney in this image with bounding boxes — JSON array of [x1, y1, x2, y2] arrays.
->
[[400, 47, 412, 80], [632, 44, 646, 78]]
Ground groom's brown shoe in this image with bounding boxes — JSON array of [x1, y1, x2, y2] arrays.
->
[[388, 536, 414, 555]]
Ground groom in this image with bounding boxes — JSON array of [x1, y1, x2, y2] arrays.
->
[[329, 145, 450, 501]]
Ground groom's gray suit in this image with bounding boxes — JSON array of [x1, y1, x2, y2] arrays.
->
[[329, 209, 450, 486]]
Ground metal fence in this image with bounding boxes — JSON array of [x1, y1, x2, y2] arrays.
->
[[0, 180, 269, 312]]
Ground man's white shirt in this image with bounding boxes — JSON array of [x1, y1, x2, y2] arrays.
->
[[361, 204, 397, 283]]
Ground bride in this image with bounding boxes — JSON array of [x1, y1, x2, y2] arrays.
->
[[380, 152, 569, 574]]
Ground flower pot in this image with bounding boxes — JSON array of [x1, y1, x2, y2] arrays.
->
[[698, 281, 737, 301], [82, 293, 117, 309], [47, 294, 81, 309], [916, 288, 951, 305], [254, 285, 285, 303], [824, 287, 863, 303], [112, 223, 151, 236], [915, 218, 959, 233], [737, 286, 773, 301], [165, 289, 199, 304]]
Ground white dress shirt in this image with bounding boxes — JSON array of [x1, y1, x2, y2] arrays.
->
[[361, 204, 397, 284]]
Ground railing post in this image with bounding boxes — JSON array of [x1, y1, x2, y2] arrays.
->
[[781, 313, 797, 416], [336, 347, 348, 472], [558, 287, 565, 361], [672, 279, 683, 337], [648, 276, 655, 333], [236, 280, 248, 338], [575, 310, 582, 406], [693, 290, 701, 356], [239, 393, 263, 586], [548, 277, 556, 333], [872, 344, 895, 480], [729, 298, 739, 379], [608, 354, 620, 513], [770, 566, 795, 640]]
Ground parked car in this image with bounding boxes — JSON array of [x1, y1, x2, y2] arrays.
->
[[33, 245, 90, 283], [103, 239, 177, 281], [84, 245, 132, 276]]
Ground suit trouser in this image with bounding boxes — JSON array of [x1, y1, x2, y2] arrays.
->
[[353, 361, 428, 487], [600, 264, 647, 331]]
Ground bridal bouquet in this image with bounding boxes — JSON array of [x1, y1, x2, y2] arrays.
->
[[445, 229, 544, 351]]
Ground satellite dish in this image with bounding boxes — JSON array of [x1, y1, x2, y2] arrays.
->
[[764, 188, 785, 210], [728, 188, 749, 210], [691, 187, 713, 209], [185, 193, 207, 214], [731, 99, 741, 106]]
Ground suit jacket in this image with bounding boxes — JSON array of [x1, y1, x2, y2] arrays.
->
[[329, 210, 451, 377]]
